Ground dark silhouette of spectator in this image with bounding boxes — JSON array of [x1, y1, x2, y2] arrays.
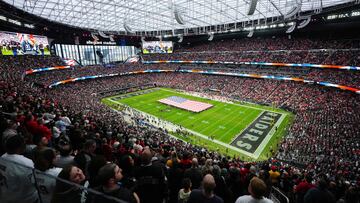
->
[[235, 177, 273, 203], [188, 174, 224, 203], [304, 175, 336, 203]]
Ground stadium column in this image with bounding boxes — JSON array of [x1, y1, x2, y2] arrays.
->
[[77, 44, 82, 65], [93, 44, 97, 64], [60, 44, 65, 58]]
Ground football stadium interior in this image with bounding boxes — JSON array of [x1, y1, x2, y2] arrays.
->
[[0, 0, 359, 203]]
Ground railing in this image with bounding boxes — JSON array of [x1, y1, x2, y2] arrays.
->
[[271, 186, 290, 203], [0, 157, 128, 203]]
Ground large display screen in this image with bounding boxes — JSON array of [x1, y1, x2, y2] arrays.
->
[[0, 31, 50, 56], [142, 41, 173, 54]]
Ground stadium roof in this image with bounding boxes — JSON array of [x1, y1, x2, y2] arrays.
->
[[3, 0, 357, 35]]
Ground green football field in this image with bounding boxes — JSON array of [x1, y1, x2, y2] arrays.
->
[[102, 88, 293, 161]]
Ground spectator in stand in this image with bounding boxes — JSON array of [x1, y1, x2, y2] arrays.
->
[[178, 178, 192, 203], [0, 135, 38, 203], [213, 164, 231, 203], [34, 147, 63, 203], [134, 148, 166, 203], [1, 119, 18, 149], [51, 165, 88, 203], [235, 177, 273, 203], [294, 175, 315, 203], [37, 117, 52, 144], [54, 143, 74, 168], [74, 139, 97, 178], [92, 163, 139, 203], [31, 134, 49, 159], [184, 158, 203, 189], [87, 155, 107, 188], [269, 166, 280, 186], [166, 151, 180, 168], [25, 113, 39, 137], [337, 186, 360, 203], [304, 175, 336, 203], [168, 154, 184, 203], [188, 174, 224, 203], [117, 154, 137, 190]]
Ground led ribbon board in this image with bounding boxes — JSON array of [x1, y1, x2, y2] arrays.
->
[[47, 69, 360, 95]]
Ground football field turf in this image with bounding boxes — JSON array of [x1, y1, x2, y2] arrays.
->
[[102, 88, 293, 161]]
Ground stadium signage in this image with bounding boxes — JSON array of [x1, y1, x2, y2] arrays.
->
[[0, 15, 35, 28], [231, 111, 281, 153], [86, 40, 116, 45]]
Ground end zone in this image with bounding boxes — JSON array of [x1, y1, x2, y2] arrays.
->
[[231, 111, 284, 158]]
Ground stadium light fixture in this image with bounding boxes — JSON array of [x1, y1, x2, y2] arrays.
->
[[98, 31, 110, 39], [208, 32, 214, 41], [174, 9, 185, 25], [91, 33, 99, 41], [247, 0, 259, 16], [286, 22, 297, 33], [297, 16, 311, 29], [124, 23, 135, 34], [284, 0, 302, 19], [109, 35, 115, 42], [178, 34, 183, 43], [247, 29, 254, 38]]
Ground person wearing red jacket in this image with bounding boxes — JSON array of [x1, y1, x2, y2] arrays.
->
[[295, 175, 315, 203], [37, 118, 52, 142], [25, 113, 39, 136]]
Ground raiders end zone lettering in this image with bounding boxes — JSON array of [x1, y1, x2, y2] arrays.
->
[[230, 111, 281, 153]]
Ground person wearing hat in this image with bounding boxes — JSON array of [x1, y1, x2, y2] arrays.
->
[[235, 177, 273, 203], [269, 166, 280, 186], [93, 163, 139, 203]]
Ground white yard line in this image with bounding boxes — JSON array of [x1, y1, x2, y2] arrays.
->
[[191, 104, 242, 133], [229, 111, 265, 143], [215, 108, 259, 140]]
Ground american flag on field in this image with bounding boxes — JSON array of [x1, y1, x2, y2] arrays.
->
[[63, 58, 77, 66], [158, 96, 213, 113]]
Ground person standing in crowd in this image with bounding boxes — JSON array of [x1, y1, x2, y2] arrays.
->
[[134, 148, 166, 203], [34, 147, 63, 203], [37, 118, 52, 144], [54, 143, 74, 168], [304, 175, 336, 203], [178, 178, 192, 203], [0, 135, 39, 203], [187, 174, 224, 203], [235, 177, 273, 203], [74, 139, 96, 178], [92, 163, 139, 203], [184, 158, 203, 189], [294, 175, 315, 203], [1, 120, 18, 149], [269, 166, 280, 186]]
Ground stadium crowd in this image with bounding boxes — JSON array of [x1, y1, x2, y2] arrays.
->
[[1, 44, 360, 203], [176, 37, 360, 52], [141, 50, 360, 67]]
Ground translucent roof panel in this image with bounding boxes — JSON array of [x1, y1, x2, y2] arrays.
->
[[3, 0, 355, 32]]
